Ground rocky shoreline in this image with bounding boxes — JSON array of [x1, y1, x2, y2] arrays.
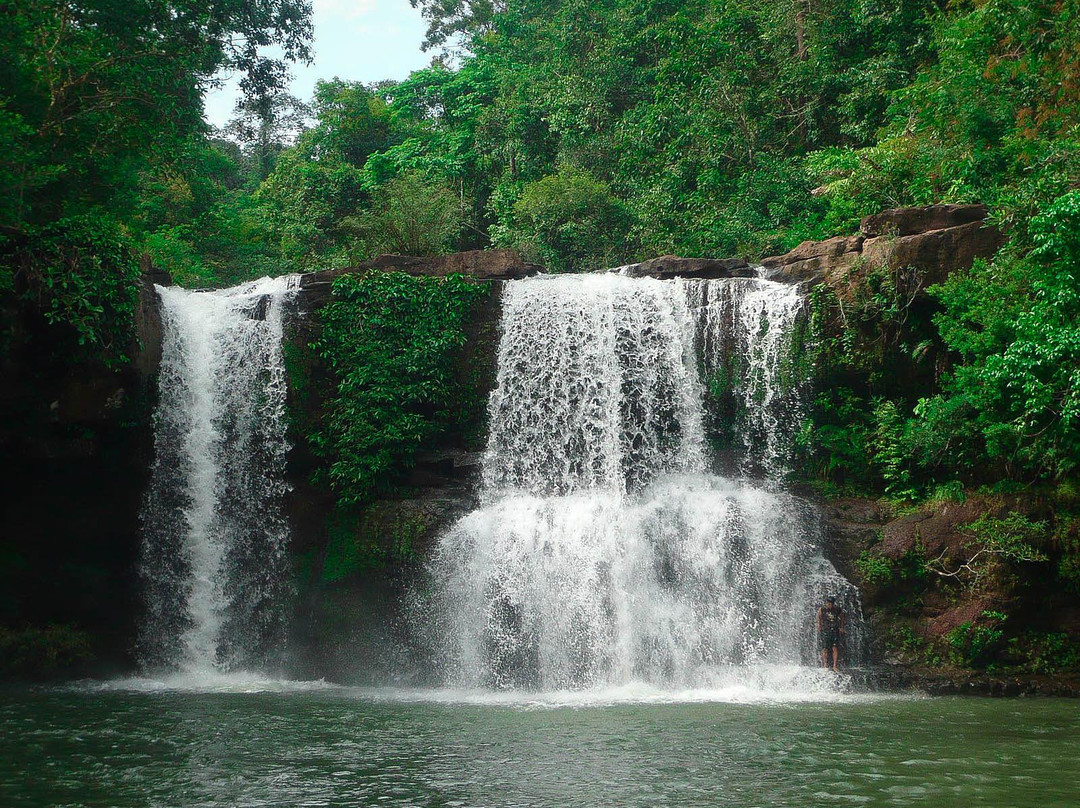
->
[[850, 666, 1080, 698]]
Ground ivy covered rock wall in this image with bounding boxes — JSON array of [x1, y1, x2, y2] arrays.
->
[[282, 253, 529, 683], [0, 263, 166, 679]]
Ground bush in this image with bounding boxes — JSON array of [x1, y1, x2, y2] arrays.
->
[[353, 171, 465, 257], [919, 192, 1080, 482], [1056, 517, 1080, 593], [312, 271, 487, 505], [945, 611, 1008, 669], [927, 512, 1049, 589], [6, 213, 140, 365], [499, 167, 633, 271], [321, 506, 429, 582], [856, 550, 895, 586], [1013, 631, 1080, 674]]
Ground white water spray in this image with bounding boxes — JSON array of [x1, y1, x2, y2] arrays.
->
[[420, 274, 860, 691], [138, 276, 299, 673]]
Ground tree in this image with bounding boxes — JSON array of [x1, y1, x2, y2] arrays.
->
[[225, 89, 311, 182], [355, 171, 465, 257], [1, 0, 313, 227], [498, 167, 632, 271], [1, 0, 313, 350]]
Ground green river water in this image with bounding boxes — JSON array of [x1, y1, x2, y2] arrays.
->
[[2, 677, 1078, 807]]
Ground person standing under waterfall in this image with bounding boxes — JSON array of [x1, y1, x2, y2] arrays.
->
[[817, 596, 845, 671]]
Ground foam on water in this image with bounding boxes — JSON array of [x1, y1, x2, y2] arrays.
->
[[338, 670, 920, 708], [68, 672, 339, 695]]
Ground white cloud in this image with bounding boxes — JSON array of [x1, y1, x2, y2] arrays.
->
[[312, 0, 379, 19]]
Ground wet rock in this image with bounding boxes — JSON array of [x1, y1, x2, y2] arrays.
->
[[925, 597, 1001, 638], [133, 257, 170, 380], [52, 379, 128, 424], [615, 255, 754, 279], [860, 667, 1080, 698], [878, 498, 992, 560]]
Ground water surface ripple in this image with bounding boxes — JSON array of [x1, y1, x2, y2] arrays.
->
[[2, 686, 1078, 807]]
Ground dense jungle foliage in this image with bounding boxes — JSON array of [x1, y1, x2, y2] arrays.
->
[[312, 271, 488, 506], [3, 0, 1080, 500]]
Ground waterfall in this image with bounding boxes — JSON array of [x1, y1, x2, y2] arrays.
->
[[138, 276, 299, 674], [419, 273, 860, 691], [687, 277, 808, 477]]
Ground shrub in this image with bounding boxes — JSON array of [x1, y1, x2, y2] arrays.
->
[[6, 213, 140, 365], [312, 271, 487, 506], [927, 512, 1049, 589], [354, 170, 465, 257], [1013, 631, 1080, 674], [500, 167, 633, 271], [945, 610, 1008, 669], [856, 551, 895, 586]]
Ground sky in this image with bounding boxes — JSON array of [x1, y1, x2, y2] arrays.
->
[[203, 0, 432, 129]]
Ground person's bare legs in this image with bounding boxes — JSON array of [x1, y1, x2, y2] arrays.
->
[[821, 647, 830, 668], [831, 645, 840, 672]]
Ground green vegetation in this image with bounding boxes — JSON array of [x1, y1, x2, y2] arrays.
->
[[856, 543, 928, 591], [321, 507, 430, 582], [945, 610, 1009, 669], [0, 624, 93, 679], [1014, 631, 1080, 674], [856, 550, 897, 587], [4, 213, 140, 366], [312, 271, 487, 506], [7, 3, 1080, 496]]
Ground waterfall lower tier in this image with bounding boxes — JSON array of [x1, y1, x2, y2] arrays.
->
[[422, 475, 861, 690], [138, 276, 299, 674], [417, 272, 861, 691]]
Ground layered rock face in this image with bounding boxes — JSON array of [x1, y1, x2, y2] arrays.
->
[[761, 204, 1002, 288], [0, 266, 167, 676]]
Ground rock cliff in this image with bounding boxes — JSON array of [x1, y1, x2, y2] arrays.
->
[[3, 206, 1048, 687]]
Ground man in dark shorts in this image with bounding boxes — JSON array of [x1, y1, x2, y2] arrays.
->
[[817, 596, 845, 671]]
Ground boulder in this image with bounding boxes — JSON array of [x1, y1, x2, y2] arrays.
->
[[369, 249, 543, 280], [761, 236, 864, 284], [759, 210, 1001, 289], [860, 220, 1004, 286], [860, 204, 988, 237]]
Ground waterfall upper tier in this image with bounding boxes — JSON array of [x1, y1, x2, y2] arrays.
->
[[483, 273, 807, 494]]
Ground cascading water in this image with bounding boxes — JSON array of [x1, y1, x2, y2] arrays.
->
[[687, 277, 808, 477], [419, 273, 861, 691], [138, 276, 299, 674]]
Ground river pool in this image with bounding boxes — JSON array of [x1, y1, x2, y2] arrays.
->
[[2, 676, 1078, 807]]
